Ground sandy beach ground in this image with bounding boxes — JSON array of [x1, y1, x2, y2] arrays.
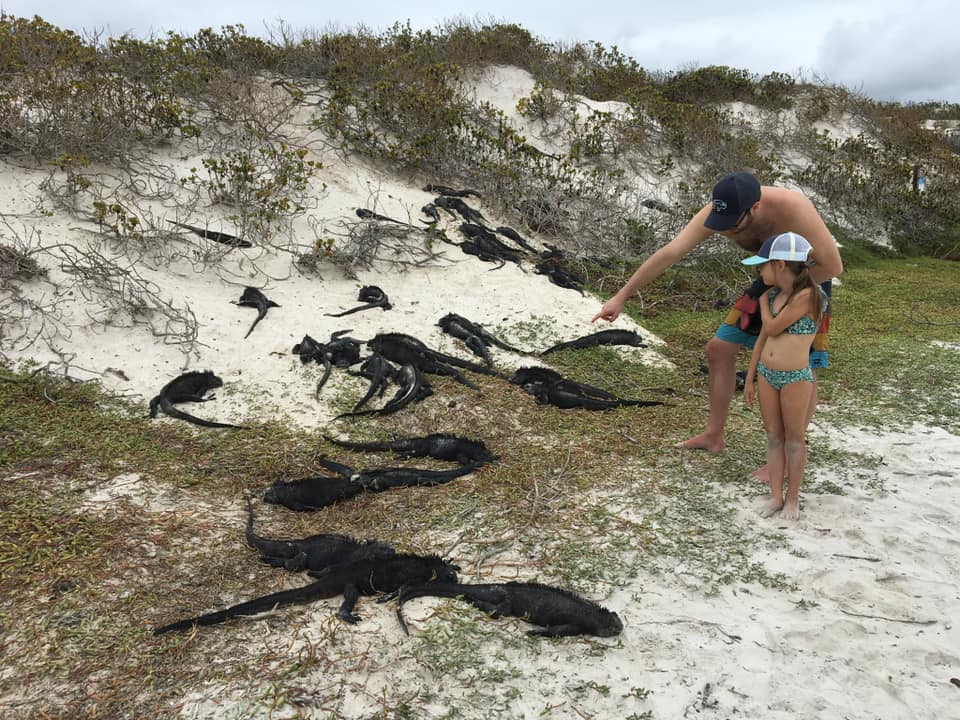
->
[[2, 65, 959, 719]]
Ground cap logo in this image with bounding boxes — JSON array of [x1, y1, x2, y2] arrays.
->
[[712, 199, 728, 212]]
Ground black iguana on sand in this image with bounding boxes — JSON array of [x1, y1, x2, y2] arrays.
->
[[396, 581, 623, 638], [148, 370, 243, 429], [153, 554, 458, 633]]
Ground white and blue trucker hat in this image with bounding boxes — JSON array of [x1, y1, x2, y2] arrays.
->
[[742, 232, 812, 265]]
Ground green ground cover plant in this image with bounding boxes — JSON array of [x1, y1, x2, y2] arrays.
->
[[2, 238, 957, 717]]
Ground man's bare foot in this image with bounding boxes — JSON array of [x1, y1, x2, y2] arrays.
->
[[758, 498, 783, 518], [675, 432, 724, 453], [781, 498, 800, 521]]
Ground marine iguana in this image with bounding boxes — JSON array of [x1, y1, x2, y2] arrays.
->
[[234, 287, 280, 339], [153, 553, 458, 634], [395, 581, 623, 638], [356, 335, 484, 391], [262, 472, 364, 511], [533, 384, 664, 411], [458, 239, 507, 269], [316, 456, 480, 492], [148, 370, 243, 429], [292, 334, 325, 364], [509, 366, 605, 395], [511, 366, 629, 402], [437, 313, 493, 365], [368, 332, 497, 378], [539, 244, 565, 261], [293, 331, 363, 367], [434, 195, 486, 225], [355, 208, 414, 226], [494, 225, 537, 253], [167, 220, 253, 248], [438, 313, 523, 354], [423, 184, 481, 198], [292, 331, 363, 398], [541, 329, 647, 355], [318, 333, 364, 394], [458, 224, 525, 267], [325, 286, 392, 317], [346, 354, 399, 413], [245, 498, 395, 571], [420, 203, 441, 224], [322, 433, 497, 466], [458, 223, 512, 251], [412, 356, 481, 389], [534, 262, 585, 294], [509, 366, 666, 411], [334, 362, 432, 420]]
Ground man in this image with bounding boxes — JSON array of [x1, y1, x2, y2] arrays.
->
[[592, 172, 842, 476]]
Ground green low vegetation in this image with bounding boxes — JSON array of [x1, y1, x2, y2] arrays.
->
[[2, 235, 957, 717]]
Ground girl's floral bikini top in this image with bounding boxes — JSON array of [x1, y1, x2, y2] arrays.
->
[[767, 288, 823, 335]]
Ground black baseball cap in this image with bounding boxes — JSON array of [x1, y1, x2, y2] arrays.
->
[[704, 172, 761, 231]]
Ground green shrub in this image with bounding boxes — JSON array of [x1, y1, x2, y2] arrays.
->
[[516, 82, 568, 122], [658, 65, 755, 105], [440, 20, 548, 69], [182, 141, 322, 241], [0, 15, 221, 159]]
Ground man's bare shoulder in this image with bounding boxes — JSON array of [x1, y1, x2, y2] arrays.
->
[[761, 185, 814, 209], [761, 186, 829, 235]]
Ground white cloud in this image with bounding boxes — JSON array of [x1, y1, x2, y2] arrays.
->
[[819, 3, 960, 102]]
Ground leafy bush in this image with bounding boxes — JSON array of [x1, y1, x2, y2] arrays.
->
[[516, 82, 569, 123], [0, 15, 229, 160], [658, 65, 756, 105], [551, 42, 652, 102], [439, 20, 549, 70], [798, 127, 960, 259], [655, 65, 794, 109], [182, 140, 322, 242]]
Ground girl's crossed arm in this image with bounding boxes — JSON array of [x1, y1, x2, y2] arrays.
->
[[759, 286, 814, 337]]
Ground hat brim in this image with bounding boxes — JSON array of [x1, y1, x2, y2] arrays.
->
[[704, 212, 739, 231], [741, 255, 770, 266]]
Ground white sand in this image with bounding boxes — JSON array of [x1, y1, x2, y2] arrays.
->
[[2, 68, 959, 719]]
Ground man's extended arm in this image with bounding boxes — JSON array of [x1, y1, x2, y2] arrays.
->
[[592, 204, 714, 322]]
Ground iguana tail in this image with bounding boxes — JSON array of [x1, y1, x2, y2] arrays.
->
[[154, 579, 336, 635], [395, 581, 466, 635], [159, 397, 244, 429]]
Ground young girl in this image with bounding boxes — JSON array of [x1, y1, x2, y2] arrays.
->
[[742, 232, 827, 520]]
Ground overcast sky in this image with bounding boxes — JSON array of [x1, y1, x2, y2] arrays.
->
[[8, 0, 960, 104]]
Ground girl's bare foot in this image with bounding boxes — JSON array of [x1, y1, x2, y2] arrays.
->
[[781, 498, 800, 521], [675, 432, 724, 453], [758, 498, 783, 518]]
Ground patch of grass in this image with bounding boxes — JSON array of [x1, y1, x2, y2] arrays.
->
[[822, 241, 960, 432]]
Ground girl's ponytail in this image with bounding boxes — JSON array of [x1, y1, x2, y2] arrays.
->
[[786, 256, 825, 323]]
